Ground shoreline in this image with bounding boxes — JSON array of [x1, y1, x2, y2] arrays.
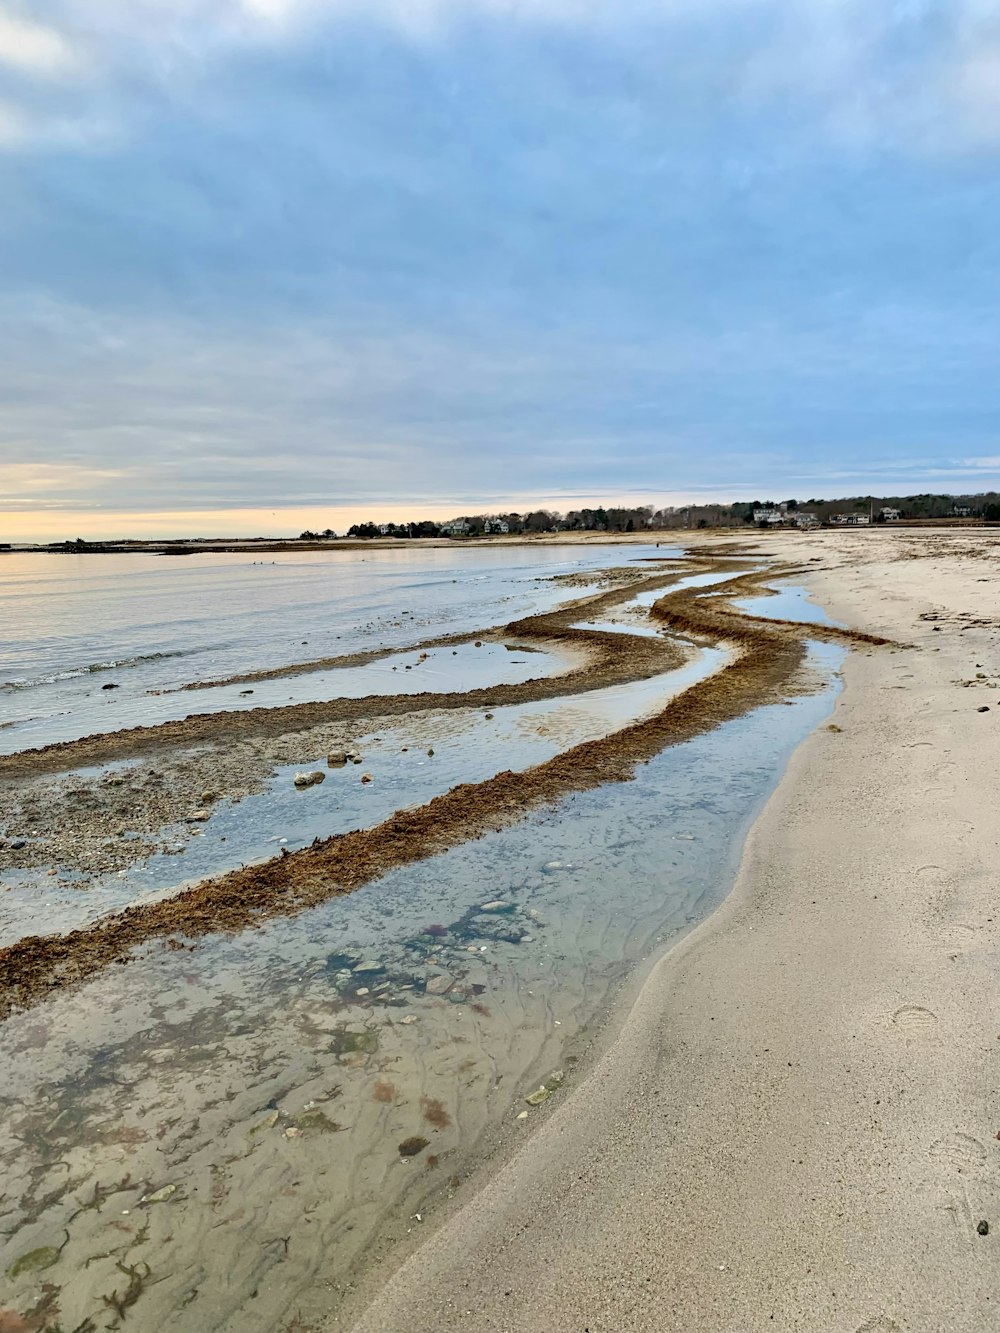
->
[[0, 557, 886, 1019], [339, 529, 1000, 1332]]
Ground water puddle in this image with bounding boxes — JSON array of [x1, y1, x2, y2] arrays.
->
[[0, 648, 726, 943], [734, 581, 842, 627], [0, 642, 843, 1333]]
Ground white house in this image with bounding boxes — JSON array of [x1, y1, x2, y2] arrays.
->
[[880, 508, 901, 521], [752, 508, 786, 525], [484, 519, 510, 534]]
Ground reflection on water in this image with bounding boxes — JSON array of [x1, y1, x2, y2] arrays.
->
[[0, 646, 724, 944], [0, 544, 681, 751], [734, 581, 841, 627], [0, 643, 842, 1333]]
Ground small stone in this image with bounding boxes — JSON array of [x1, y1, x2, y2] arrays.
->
[[355, 987, 370, 997], [516, 1110, 529, 1120], [360, 772, 373, 784], [425, 973, 455, 995], [294, 770, 326, 788], [327, 751, 348, 767], [978, 1219, 990, 1236], [977, 705, 990, 713], [9, 838, 26, 850], [239, 689, 254, 695], [142, 1183, 178, 1204], [101, 681, 119, 690], [353, 962, 383, 973], [485, 713, 494, 720], [480, 900, 513, 913], [284, 1126, 302, 1139], [525, 1087, 551, 1106], [185, 809, 210, 823], [399, 1015, 417, 1025], [200, 790, 219, 803], [249, 1110, 280, 1136], [474, 640, 483, 647], [427, 748, 435, 757]]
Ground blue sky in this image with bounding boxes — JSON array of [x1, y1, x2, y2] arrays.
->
[[2, 0, 1000, 535]]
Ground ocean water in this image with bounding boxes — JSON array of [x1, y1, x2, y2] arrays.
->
[[0, 543, 678, 751], [0, 546, 844, 1331]]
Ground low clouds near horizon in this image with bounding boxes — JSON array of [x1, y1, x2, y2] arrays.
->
[[2, 0, 1000, 531]]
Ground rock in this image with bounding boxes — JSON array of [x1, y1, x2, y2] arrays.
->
[[425, 973, 455, 995], [485, 712, 494, 720], [7, 1245, 61, 1278], [398, 1135, 430, 1157], [142, 1183, 178, 1204], [9, 838, 26, 851], [294, 770, 326, 788], [200, 790, 219, 803], [516, 1110, 529, 1120], [427, 748, 435, 757], [977, 705, 990, 713], [524, 1086, 551, 1106], [101, 682, 119, 690], [352, 756, 364, 765], [284, 1126, 302, 1139], [249, 1110, 280, 1136], [327, 751, 348, 767], [353, 961, 383, 972], [399, 1015, 417, 1025], [546, 1069, 565, 1089], [239, 689, 254, 695], [361, 772, 373, 784], [474, 640, 483, 647], [185, 810, 210, 823], [355, 987, 370, 997], [978, 1219, 990, 1236], [480, 900, 514, 913]]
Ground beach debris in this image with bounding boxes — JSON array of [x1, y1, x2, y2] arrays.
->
[[978, 1220, 990, 1236], [361, 772, 373, 784], [525, 1069, 565, 1106], [542, 860, 572, 873], [284, 1126, 302, 1139], [398, 1135, 430, 1157], [977, 705, 991, 713], [239, 689, 254, 695], [328, 751, 348, 766], [294, 770, 326, 787], [427, 748, 435, 756], [101, 681, 119, 690], [399, 1014, 417, 1025], [6, 1244, 61, 1278], [141, 1183, 178, 1204], [185, 809, 211, 823]]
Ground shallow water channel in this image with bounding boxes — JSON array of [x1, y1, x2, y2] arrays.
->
[[0, 636, 844, 1332]]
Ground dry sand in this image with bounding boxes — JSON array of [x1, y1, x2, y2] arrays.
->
[[341, 528, 1000, 1333]]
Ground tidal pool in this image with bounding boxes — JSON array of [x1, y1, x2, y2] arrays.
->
[[0, 641, 843, 1333]]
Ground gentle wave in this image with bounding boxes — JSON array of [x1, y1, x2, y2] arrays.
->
[[0, 649, 201, 692]]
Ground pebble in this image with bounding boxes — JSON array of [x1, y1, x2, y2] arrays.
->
[[294, 770, 326, 788], [425, 973, 455, 995], [185, 810, 210, 823], [9, 838, 26, 850], [327, 751, 348, 767], [361, 772, 373, 784], [978, 1219, 990, 1236]]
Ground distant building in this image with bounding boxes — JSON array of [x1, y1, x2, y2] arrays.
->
[[830, 513, 870, 526], [753, 508, 786, 525], [484, 519, 510, 534], [377, 523, 392, 535], [440, 519, 471, 536], [792, 512, 820, 528], [953, 506, 973, 517], [880, 508, 901, 521]]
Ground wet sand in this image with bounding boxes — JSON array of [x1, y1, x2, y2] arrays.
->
[[0, 557, 886, 1018], [342, 527, 1000, 1333]]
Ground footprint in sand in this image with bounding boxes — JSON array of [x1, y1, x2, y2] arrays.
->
[[928, 1133, 988, 1172], [855, 1319, 902, 1333], [892, 1004, 938, 1036]]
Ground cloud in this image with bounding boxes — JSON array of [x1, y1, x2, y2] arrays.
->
[[0, 10, 77, 75]]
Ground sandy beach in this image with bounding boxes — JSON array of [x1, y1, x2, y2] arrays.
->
[[341, 527, 1000, 1333]]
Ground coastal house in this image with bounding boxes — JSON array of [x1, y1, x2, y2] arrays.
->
[[753, 507, 786, 525], [484, 519, 510, 534], [792, 512, 820, 529], [880, 508, 901, 521], [953, 506, 973, 517], [440, 519, 471, 536]]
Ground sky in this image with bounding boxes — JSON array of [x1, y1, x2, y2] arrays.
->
[[2, 0, 1000, 540]]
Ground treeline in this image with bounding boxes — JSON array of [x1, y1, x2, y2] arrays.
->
[[299, 491, 1000, 541]]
